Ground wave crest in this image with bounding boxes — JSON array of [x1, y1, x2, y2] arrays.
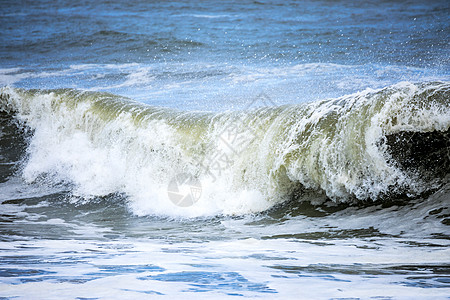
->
[[1, 82, 449, 216]]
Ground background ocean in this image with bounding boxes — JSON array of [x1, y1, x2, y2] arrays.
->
[[1, 0, 449, 299]]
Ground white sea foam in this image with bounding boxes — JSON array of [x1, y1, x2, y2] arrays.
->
[[0, 229, 448, 299], [1, 82, 449, 217], [0, 68, 28, 86]]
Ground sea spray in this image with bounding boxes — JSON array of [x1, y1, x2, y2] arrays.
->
[[1, 82, 449, 216]]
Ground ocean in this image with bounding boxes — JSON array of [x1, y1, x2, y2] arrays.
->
[[0, 0, 449, 299]]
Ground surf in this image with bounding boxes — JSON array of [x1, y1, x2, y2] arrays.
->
[[1, 81, 449, 217]]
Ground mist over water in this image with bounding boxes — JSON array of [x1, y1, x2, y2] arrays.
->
[[1, 0, 449, 299]]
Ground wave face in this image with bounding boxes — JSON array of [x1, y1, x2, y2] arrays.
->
[[1, 82, 449, 217]]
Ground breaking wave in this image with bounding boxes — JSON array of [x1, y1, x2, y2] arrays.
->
[[1, 82, 449, 217]]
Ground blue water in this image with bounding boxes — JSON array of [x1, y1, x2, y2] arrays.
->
[[1, 0, 450, 299], [2, 0, 449, 107]]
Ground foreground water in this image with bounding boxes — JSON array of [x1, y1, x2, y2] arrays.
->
[[1, 0, 449, 299]]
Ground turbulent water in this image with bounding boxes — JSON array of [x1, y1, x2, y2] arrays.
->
[[1, 0, 450, 299]]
